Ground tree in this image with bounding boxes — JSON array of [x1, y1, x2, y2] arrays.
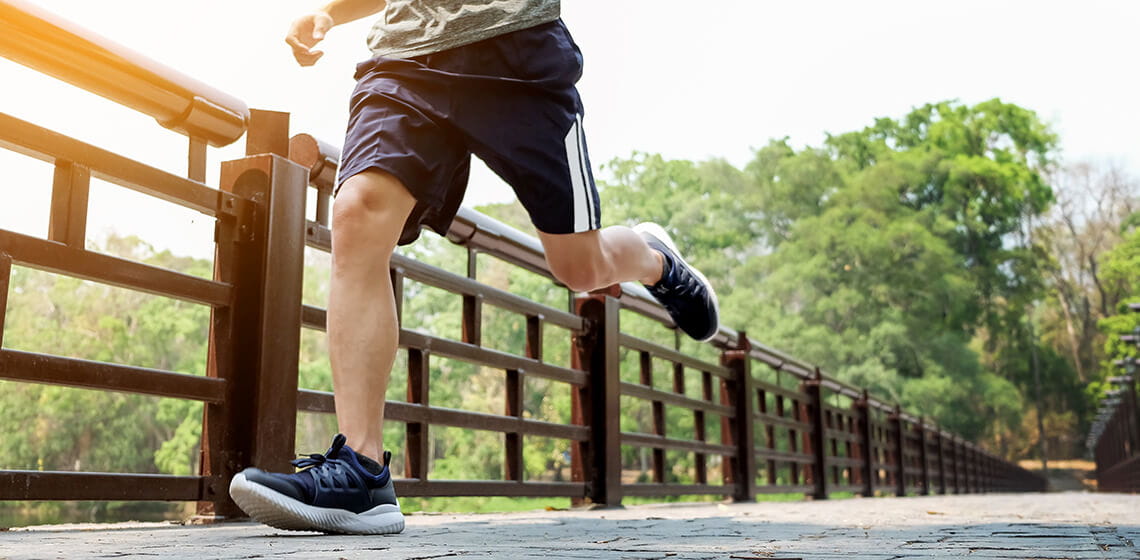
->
[[827, 99, 1057, 338], [1097, 221, 1140, 389], [1037, 161, 1139, 382], [0, 235, 212, 522], [597, 99, 1059, 445]]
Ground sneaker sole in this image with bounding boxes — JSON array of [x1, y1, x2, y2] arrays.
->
[[229, 472, 405, 535], [633, 222, 721, 342]]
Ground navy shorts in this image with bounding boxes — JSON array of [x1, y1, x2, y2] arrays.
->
[[336, 20, 600, 245]]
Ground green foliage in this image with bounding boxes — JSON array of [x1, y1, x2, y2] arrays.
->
[[598, 99, 1059, 446], [0, 235, 212, 524], [0, 235, 209, 477], [1098, 226, 1140, 394]]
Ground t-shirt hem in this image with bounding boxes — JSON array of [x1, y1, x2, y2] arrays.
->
[[368, 15, 560, 60]]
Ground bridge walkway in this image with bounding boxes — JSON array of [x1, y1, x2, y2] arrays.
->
[[2, 492, 1137, 559]]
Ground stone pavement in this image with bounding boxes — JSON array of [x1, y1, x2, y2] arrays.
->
[[1, 492, 1137, 559]]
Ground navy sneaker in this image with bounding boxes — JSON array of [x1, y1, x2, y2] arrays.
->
[[228, 434, 404, 534], [635, 223, 720, 341]]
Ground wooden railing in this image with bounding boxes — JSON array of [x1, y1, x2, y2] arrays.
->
[[0, 0, 1045, 518], [1091, 303, 1140, 493]]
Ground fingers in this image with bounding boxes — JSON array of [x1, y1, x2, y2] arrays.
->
[[285, 13, 333, 67], [285, 34, 316, 54], [285, 34, 309, 52], [285, 35, 318, 66], [286, 37, 324, 65], [296, 50, 325, 67]]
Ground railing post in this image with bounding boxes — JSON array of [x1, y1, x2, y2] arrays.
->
[[973, 446, 981, 493], [721, 334, 756, 502], [854, 390, 875, 497], [1131, 373, 1140, 492], [695, 369, 712, 485], [48, 160, 90, 248], [974, 446, 982, 493], [936, 430, 947, 495], [889, 406, 906, 496], [966, 444, 975, 492], [965, 444, 975, 493], [0, 254, 9, 349], [572, 287, 622, 507], [952, 437, 962, 494], [462, 248, 482, 346], [974, 446, 984, 492], [986, 453, 994, 492], [961, 439, 970, 493], [1132, 372, 1140, 465], [990, 454, 996, 492], [201, 109, 307, 518], [406, 349, 430, 481], [640, 351, 665, 483], [802, 368, 828, 500], [917, 417, 930, 495], [506, 316, 540, 482]]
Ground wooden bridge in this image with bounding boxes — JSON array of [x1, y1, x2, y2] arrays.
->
[[0, 1, 1137, 558]]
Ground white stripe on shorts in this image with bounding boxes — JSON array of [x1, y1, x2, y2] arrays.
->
[[565, 118, 591, 232], [574, 114, 598, 229]]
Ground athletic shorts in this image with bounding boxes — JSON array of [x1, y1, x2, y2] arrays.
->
[[336, 19, 601, 246]]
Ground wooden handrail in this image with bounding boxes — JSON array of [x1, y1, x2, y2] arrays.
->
[[0, 0, 248, 146]]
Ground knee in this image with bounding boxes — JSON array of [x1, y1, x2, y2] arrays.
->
[[332, 172, 413, 256], [332, 180, 387, 236]]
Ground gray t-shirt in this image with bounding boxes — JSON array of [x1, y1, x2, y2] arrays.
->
[[367, 0, 561, 59]]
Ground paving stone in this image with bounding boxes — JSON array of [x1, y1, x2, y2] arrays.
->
[[0, 492, 1137, 559]]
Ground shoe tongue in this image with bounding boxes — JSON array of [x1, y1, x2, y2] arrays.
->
[[324, 434, 387, 478], [325, 433, 348, 459]]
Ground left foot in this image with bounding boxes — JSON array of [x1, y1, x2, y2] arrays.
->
[[228, 434, 405, 534], [635, 222, 720, 341]]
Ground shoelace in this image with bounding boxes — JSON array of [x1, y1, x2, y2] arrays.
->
[[654, 264, 701, 300], [291, 435, 347, 470], [291, 453, 331, 470]]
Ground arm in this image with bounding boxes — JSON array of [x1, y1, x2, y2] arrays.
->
[[286, 0, 387, 66]]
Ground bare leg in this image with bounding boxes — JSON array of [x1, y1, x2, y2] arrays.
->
[[538, 226, 664, 292], [328, 170, 417, 460]]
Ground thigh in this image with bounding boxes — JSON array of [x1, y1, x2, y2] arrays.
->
[[537, 228, 604, 277], [443, 21, 601, 236]]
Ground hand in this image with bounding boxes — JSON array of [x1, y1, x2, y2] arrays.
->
[[286, 12, 335, 66]]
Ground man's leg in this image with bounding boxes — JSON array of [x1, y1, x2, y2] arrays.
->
[[538, 226, 663, 292], [540, 224, 720, 341], [228, 169, 413, 535], [328, 169, 417, 460]]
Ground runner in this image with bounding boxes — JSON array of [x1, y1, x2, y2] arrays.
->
[[228, 0, 719, 534]]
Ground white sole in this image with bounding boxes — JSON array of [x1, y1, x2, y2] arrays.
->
[[633, 223, 721, 342], [229, 472, 405, 535]]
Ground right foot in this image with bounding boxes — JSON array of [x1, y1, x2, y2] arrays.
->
[[229, 434, 405, 535], [635, 222, 721, 341]]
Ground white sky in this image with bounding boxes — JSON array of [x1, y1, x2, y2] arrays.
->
[[2, 0, 1139, 260]]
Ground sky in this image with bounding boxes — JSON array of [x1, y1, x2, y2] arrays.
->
[[2, 0, 1139, 260]]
